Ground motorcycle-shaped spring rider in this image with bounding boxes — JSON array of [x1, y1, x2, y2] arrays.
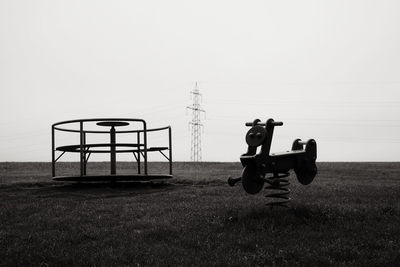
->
[[228, 118, 317, 206]]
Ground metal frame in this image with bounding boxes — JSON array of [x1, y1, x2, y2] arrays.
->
[[51, 118, 172, 181]]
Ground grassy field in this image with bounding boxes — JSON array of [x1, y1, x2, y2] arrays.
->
[[0, 162, 399, 266]]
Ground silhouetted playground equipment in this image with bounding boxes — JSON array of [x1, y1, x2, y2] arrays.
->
[[51, 118, 172, 182], [228, 118, 317, 206]]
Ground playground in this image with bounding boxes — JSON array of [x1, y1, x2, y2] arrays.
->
[[1, 161, 399, 266]]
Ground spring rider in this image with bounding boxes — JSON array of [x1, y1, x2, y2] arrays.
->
[[228, 118, 317, 206]]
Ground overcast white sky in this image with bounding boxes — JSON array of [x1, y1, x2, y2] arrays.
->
[[1, 0, 400, 162]]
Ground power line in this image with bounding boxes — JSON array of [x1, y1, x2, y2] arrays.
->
[[186, 82, 206, 162]]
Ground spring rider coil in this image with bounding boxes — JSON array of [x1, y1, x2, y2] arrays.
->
[[228, 118, 317, 206]]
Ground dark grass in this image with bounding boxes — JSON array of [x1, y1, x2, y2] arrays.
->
[[1, 162, 400, 266]]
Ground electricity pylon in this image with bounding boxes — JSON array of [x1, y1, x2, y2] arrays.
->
[[187, 82, 205, 162]]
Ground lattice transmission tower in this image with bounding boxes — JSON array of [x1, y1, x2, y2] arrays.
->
[[187, 82, 205, 162]]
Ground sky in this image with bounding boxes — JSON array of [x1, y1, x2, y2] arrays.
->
[[0, 0, 400, 162]]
